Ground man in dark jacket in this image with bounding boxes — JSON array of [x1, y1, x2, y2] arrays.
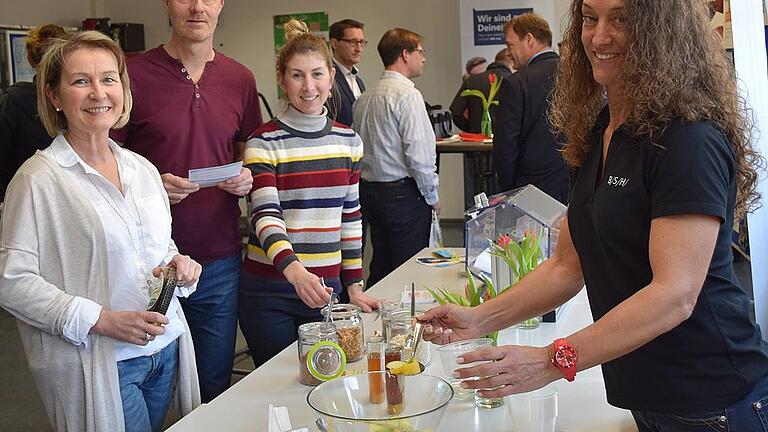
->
[[327, 19, 366, 126], [450, 48, 515, 133], [493, 13, 569, 204]]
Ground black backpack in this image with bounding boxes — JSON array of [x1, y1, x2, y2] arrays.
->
[[425, 102, 454, 139]]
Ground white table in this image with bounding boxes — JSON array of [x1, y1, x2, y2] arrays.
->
[[168, 248, 637, 432]]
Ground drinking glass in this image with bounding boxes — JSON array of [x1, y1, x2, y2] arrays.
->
[[436, 338, 492, 400], [474, 383, 505, 409], [509, 385, 558, 432]]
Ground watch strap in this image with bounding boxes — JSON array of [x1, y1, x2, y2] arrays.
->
[[552, 338, 578, 382]]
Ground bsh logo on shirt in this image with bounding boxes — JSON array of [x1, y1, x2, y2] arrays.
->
[[607, 175, 629, 187]]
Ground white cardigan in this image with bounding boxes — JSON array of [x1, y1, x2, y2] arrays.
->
[[0, 146, 200, 431]]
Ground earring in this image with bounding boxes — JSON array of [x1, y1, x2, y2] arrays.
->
[[55, 107, 61, 112], [328, 91, 333, 99]]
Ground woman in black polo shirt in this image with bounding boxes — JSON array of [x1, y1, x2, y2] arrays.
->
[[418, 1, 768, 430]]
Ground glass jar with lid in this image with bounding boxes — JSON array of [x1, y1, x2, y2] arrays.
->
[[297, 322, 346, 386], [385, 308, 431, 366], [321, 303, 365, 361]]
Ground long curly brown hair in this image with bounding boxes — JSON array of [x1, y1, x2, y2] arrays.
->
[[549, 0, 762, 217]]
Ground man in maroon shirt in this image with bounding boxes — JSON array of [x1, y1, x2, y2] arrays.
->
[[111, 0, 262, 402]]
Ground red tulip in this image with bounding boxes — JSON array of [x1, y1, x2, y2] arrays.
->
[[488, 73, 496, 84], [497, 234, 511, 248]]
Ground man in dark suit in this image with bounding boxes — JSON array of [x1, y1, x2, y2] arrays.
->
[[493, 13, 569, 204], [450, 48, 515, 134], [327, 19, 366, 126]]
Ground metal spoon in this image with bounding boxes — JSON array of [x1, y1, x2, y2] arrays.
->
[[323, 281, 336, 324], [315, 417, 328, 432], [404, 320, 426, 373]]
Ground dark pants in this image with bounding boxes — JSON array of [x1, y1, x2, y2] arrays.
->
[[238, 272, 327, 368], [178, 253, 241, 403], [631, 373, 768, 431], [360, 178, 431, 288], [238, 295, 323, 368]]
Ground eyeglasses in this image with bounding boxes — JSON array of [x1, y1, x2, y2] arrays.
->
[[410, 48, 426, 56], [338, 38, 368, 47]]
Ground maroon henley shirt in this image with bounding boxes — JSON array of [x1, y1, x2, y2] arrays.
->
[[112, 47, 263, 263]]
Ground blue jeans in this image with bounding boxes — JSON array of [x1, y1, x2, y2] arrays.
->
[[238, 275, 324, 368], [118, 339, 178, 432], [632, 373, 768, 431], [178, 253, 240, 402]]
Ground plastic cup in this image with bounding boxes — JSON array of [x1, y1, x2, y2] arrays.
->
[[509, 385, 558, 432], [436, 338, 492, 400]]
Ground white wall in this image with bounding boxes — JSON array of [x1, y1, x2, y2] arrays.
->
[[100, 1, 170, 52], [0, 0, 92, 28], [554, 0, 573, 36], [732, 0, 768, 338]]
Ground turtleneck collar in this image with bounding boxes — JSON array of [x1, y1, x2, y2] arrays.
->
[[277, 104, 330, 133]]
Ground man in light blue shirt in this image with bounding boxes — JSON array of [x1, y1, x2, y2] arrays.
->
[[353, 27, 441, 288]]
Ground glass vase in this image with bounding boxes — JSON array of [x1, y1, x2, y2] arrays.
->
[[480, 108, 492, 137], [518, 316, 541, 330]]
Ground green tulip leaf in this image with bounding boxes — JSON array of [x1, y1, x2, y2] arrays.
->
[[425, 287, 447, 305]]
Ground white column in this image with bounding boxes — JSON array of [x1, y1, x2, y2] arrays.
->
[[731, 0, 768, 337]]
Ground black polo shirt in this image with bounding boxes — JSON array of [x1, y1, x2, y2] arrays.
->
[[568, 108, 768, 414]]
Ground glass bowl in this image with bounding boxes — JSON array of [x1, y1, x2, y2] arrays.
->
[[307, 372, 454, 431]]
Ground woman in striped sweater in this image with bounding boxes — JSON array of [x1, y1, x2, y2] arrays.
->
[[239, 20, 380, 368]]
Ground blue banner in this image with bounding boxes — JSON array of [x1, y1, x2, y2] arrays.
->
[[473, 8, 533, 46]]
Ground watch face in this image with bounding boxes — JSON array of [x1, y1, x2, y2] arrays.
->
[[555, 346, 577, 368]]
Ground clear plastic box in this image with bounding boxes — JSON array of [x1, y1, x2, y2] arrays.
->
[[464, 185, 567, 321]]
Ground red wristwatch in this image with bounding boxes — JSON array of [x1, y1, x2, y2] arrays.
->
[[551, 338, 578, 382]]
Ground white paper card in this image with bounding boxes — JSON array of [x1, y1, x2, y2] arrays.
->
[[401, 287, 436, 305], [188, 161, 243, 188], [473, 247, 493, 275], [267, 404, 293, 432]]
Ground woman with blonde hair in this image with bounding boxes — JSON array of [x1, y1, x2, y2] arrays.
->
[[239, 19, 379, 368], [0, 31, 201, 431], [419, 1, 768, 430]]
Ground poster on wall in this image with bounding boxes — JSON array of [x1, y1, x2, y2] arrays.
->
[[460, 1, 562, 80], [6, 30, 34, 84], [273, 12, 329, 55], [472, 8, 532, 46]]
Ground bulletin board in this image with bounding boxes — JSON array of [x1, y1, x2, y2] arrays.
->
[[5, 30, 34, 84]]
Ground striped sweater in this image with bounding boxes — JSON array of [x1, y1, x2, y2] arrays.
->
[[242, 106, 364, 293]]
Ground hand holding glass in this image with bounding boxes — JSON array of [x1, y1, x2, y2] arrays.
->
[[436, 338, 492, 400]]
